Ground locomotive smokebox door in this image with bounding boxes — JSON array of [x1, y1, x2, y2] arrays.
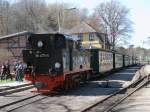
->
[[25, 33, 65, 75]]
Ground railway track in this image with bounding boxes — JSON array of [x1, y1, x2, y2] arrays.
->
[[0, 83, 34, 95], [0, 83, 41, 112], [82, 76, 149, 112], [0, 91, 64, 112], [0, 93, 45, 112], [0, 85, 62, 112]]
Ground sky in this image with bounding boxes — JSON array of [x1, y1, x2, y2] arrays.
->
[[46, 0, 150, 48]]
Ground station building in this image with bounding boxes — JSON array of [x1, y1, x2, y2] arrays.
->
[[67, 22, 111, 50]]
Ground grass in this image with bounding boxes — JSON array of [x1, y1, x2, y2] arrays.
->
[[0, 79, 16, 84]]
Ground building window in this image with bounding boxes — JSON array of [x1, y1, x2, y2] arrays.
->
[[78, 33, 83, 41], [89, 33, 94, 41]]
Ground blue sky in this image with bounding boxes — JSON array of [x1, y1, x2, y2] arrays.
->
[[46, 0, 150, 48], [121, 0, 150, 48]]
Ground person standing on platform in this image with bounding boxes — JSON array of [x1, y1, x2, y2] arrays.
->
[[13, 61, 17, 79], [5, 61, 13, 80], [0, 63, 6, 80], [16, 61, 23, 81]]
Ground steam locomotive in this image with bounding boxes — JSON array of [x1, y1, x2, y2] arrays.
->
[[23, 33, 137, 93], [23, 33, 91, 93]]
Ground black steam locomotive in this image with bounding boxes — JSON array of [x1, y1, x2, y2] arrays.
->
[[23, 33, 91, 93]]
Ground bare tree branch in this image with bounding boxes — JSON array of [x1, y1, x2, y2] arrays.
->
[[95, 0, 133, 49]]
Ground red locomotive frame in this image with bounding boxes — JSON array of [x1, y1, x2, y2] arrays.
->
[[24, 69, 91, 93]]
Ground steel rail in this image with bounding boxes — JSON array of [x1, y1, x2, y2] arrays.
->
[[0, 89, 60, 111], [0, 83, 34, 95], [82, 75, 148, 112], [1, 92, 62, 112], [0, 94, 40, 109], [104, 78, 149, 112], [0, 83, 31, 92]]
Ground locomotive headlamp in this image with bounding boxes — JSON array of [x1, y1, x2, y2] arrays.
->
[[37, 41, 43, 48], [29, 50, 32, 54], [55, 62, 61, 69]]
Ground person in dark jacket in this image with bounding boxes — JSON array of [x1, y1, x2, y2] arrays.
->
[[5, 62, 13, 80], [0, 63, 6, 80]]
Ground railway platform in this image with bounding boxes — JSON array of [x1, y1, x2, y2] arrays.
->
[[0, 81, 29, 87], [99, 66, 141, 88], [0, 65, 142, 112], [0, 81, 30, 90]]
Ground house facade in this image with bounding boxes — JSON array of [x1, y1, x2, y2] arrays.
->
[[68, 22, 111, 49]]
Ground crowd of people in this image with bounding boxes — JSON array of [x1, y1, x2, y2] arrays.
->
[[0, 60, 26, 82]]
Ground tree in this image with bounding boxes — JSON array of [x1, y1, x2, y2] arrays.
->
[[134, 47, 150, 63], [85, 14, 102, 31], [116, 46, 127, 54], [95, 0, 133, 50], [0, 1, 82, 34], [12, 0, 47, 32], [46, 3, 79, 32], [0, 0, 10, 36]]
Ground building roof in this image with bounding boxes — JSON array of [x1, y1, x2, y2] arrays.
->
[[0, 31, 32, 40], [67, 22, 111, 45], [68, 22, 97, 34]]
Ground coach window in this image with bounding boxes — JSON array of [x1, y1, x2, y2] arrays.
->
[[89, 33, 94, 41], [78, 33, 83, 41]]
